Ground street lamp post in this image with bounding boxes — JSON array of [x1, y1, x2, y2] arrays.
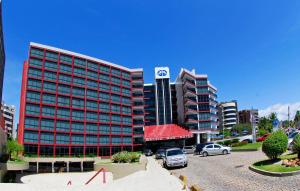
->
[[251, 109, 256, 143]]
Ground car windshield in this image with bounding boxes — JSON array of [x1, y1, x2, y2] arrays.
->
[[167, 149, 183, 156]]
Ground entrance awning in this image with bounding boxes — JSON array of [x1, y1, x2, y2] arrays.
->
[[144, 124, 193, 142]]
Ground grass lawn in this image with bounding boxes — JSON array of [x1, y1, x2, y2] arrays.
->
[[7, 159, 27, 164], [280, 153, 298, 160], [232, 142, 262, 151], [253, 159, 300, 173]]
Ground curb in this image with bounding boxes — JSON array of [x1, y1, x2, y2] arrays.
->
[[249, 165, 300, 177], [232, 149, 258, 152]]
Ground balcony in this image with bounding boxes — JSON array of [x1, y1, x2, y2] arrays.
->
[[186, 118, 198, 124], [185, 108, 198, 115], [183, 80, 196, 89], [184, 98, 198, 106]]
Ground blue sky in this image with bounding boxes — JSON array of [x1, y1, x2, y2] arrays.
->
[[2, 0, 300, 121]]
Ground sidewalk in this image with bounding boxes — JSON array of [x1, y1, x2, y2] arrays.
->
[[0, 157, 184, 191]]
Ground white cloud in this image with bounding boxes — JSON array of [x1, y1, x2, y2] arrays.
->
[[259, 102, 300, 121]]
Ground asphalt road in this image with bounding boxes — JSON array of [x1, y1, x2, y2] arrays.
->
[[166, 151, 300, 191]]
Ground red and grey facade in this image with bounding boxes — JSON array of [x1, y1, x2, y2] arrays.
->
[[18, 42, 143, 157]]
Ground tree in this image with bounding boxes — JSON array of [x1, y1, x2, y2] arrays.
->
[[294, 111, 300, 128], [231, 123, 252, 134], [292, 134, 300, 158], [262, 130, 288, 160], [258, 117, 273, 133], [7, 139, 24, 160]]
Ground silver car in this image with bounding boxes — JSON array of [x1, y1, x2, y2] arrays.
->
[[182, 146, 195, 154], [201, 144, 231, 157], [163, 148, 188, 168]]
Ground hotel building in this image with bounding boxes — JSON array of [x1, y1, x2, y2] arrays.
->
[[18, 42, 143, 157], [218, 100, 239, 130]]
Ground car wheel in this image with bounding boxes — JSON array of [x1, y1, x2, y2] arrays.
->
[[184, 163, 188, 167], [203, 152, 208, 157], [222, 150, 228, 155]]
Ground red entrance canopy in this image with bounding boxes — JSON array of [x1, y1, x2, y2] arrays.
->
[[144, 124, 193, 142]]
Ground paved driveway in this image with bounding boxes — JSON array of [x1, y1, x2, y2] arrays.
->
[[168, 151, 300, 191]]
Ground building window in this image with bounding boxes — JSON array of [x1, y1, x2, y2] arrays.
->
[[122, 116, 132, 125], [87, 61, 98, 71], [57, 96, 70, 107], [87, 80, 98, 89], [42, 106, 55, 117], [56, 120, 70, 132], [24, 131, 38, 143], [99, 92, 110, 101], [40, 119, 54, 131], [25, 117, 39, 129], [60, 64, 72, 74], [100, 136, 110, 144], [72, 99, 84, 109], [42, 94, 56, 104], [25, 104, 40, 116], [44, 71, 57, 81], [44, 61, 58, 71], [111, 77, 120, 84], [74, 67, 86, 77], [111, 137, 121, 145], [73, 77, 85, 86], [99, 83, 109, 91], [43, 82, 56, 93], [72, 87, 85, 97], [111, 95, 120, 103], [111, 125, 121, 134], [122, 97, 131, 105], [86, 112, 98, 122], [86, 100, 98, 110], [99, 103, 109, 112], [122, 106, 131, 115], [72, 135, 84, 144], [74, 58, 86, 68], [100, 125, 110, 134], [87, 70, 98, 80], [28, 68, 42, 78], [111, 85, 120, 93], [86, 135, 98, 145], [72, 110, 84, 121], [99, 74, 110, 82], [123, 137, 132, 144], [111, 68, 121, 76], [26, 91, 41, 103], [45, 51, 58, 61], [56, 133, 70, 144], [111, 104, 120, 113], [28, 79, 42, 90], [58, 84, 70, 95], [122, 88, 131, 96], [100, 65, 110, 73], [30, 48, 44, 58], [59, 74, 72, 84], [86, 123, 98, 133], [100, 113, 110, 123], [72, 122, 84, 132], [40, 132, 54, 144], [122, 72, 131, 80], [111, 115, 121, 124], [60, 54, 72, 64], [57, 108, 70, 119], [86, 90, 98, 99], [122, 127, 132, 134], [122, 80, 131, 88], [29, 58, 43, 68]]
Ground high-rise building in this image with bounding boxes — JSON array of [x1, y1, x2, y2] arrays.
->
[[144, 68, 218, 144], [218, 101, 239, 130], [1, 102, 16, 138], [175, 69, 218, 143], [239, 109, 259, 125], [18, 42, 143, 157]]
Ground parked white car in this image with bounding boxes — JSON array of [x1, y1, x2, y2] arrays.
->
[[163, 148, 188, 168], [201, 144, 231, 157]]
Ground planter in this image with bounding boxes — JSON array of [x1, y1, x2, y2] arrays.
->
[[249, 165, 300, 177], [94, 157, 147, 180]]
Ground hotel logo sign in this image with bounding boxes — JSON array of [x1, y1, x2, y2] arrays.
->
[[155, 67, 170, 79]]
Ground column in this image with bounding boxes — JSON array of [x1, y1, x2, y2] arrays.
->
[[36, 162, 39, 173], [80, 161, 83, 172], [196, 133, 200, 144], [52, 162, 54, 173], [207, 133, 211, 142], [67, 162, 69, 172]]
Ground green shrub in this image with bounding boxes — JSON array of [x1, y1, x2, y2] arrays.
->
[[223, 140, 232, 146], [216, 141, 224, 145], [262, 130, 288, 160], [258, 129, 267, 136], [112, 151, 141, 163], [231, 139, 240, 144], [292, 134, 300, 159], [231, 141, 248, 147]]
